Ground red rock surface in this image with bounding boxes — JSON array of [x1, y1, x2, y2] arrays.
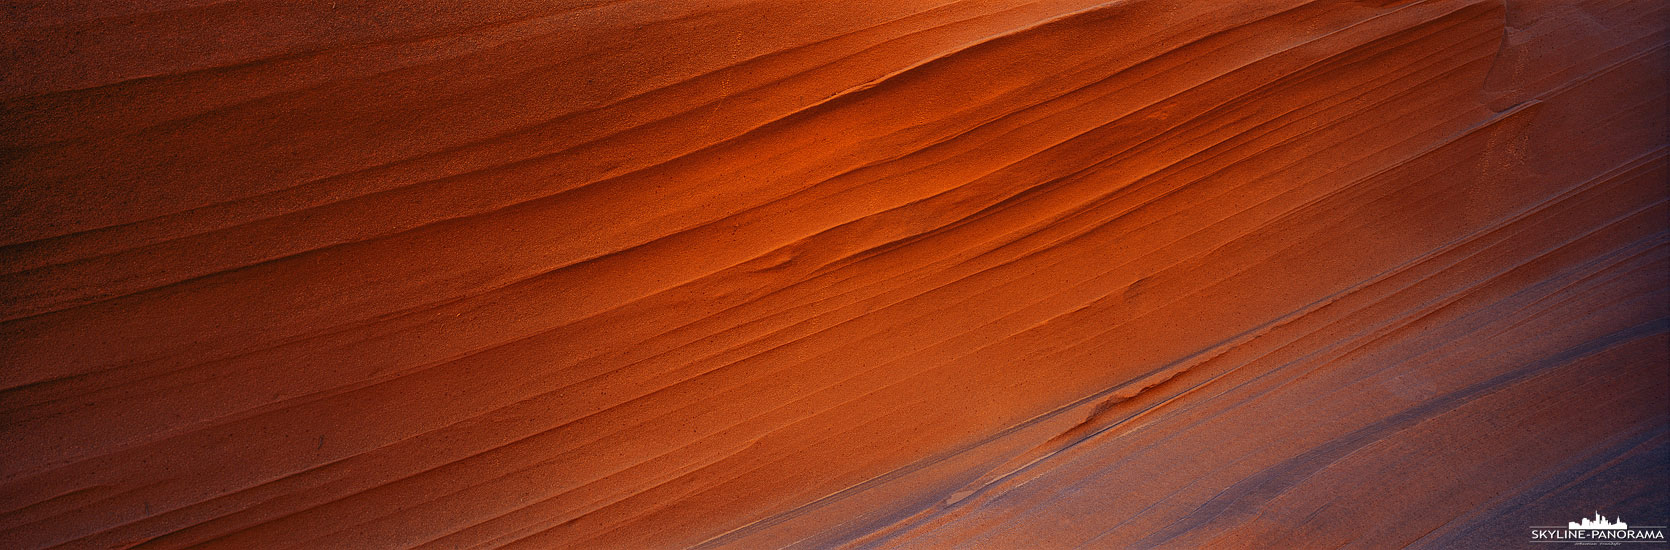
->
[[2, 1, 1665, 548]]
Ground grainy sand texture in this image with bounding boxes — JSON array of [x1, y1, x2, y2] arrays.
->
[[1, 1, 1666, 548]]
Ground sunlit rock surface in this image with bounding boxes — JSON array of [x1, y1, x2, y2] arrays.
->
[[1, 1, 1665, 548]]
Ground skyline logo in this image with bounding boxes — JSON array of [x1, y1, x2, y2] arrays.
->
[[1530, 512, 1666, 545], [1570, 512, 1630, 530]]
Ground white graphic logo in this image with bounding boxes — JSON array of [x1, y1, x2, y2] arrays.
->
[[1570, 511, 1629, 530], [1530, 512, 1665, 544]]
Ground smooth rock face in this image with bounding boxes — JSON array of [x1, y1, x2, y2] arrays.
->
[[1, 1, 1665, 548]]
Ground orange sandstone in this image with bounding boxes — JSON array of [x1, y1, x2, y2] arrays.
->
[[0, 1, 1665, 548]]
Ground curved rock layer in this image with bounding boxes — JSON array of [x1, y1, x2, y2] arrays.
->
[[2, 1, 1666, 548]]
